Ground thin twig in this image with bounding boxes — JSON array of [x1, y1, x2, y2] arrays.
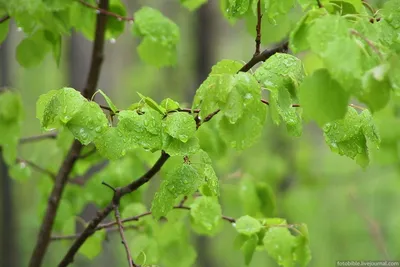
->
[[16, 158, 56, 180], [178, 196, 188, 207], [254, 0, 263, 56], [349, 191, 389, 260], [51, 225, 139, 241], [78, 0, 134, 22], [77, 147, 97, 159], [316, 0, 323, 8], [239, 41, 289, 72], [114, 204, 136, 267], [99, 104, 116, 113], [0, 15, 10, 24], [58, 151, 170, 267], [28, 1, 110, 266], [350, 29, 383, 59], [19, 132, 58, 144]]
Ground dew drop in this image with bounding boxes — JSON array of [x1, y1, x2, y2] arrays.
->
[[17, 27, 22, 32]]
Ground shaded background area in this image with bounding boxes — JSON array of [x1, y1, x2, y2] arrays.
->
[[1, 0, 400, 266]]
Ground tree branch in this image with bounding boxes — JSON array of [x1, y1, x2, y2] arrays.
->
[[16, 158, 56, 180], [0, 15, 10, 24], [28, 1, 110, 266], [114, 204, 136, 267], [254, 0, 263, 56], [78, 0, 134, 22], [316, 0, 323, 8], [19, 132, 58, 145], [58, 150, 170, 266], [70, 160, 109, 185], [239, 41, 289, 72]]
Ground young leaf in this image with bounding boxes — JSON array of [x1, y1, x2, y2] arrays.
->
[[162, 135, 200, 156], [137, 92, 166, 115], [66, 102, 109, 145], [219, 100, 267, 149], [9, 162, 31, 181], [299, 69, 349, 126], [180, 0, 207, 11], [164, 112, 196, 143], [226, 0, 250, 18], [93, 127, 129, 160], [0, 19, 9, 44], [263, 225, 296, 267], [117, 109, 163, 152], [381, 0, 400, 29], [151, 162, 204, 219], [132, 7, 180, 67], [235, 215, 262, 236], [190, 196, 222, 235], [160, 98, 180, 111], [192, 59, 243, 119], [97, 89, 118, 113], [16, 30, 52, 67], [241, 234, 258, 265], [323, 107, 380, 167], [79, 230, 106, 260]]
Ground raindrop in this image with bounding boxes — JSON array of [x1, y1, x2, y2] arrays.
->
[[95, 126, 102, 133], [110, 38, 116, 44], [17, 27, 22, 32], [20, 162, 26, 168]]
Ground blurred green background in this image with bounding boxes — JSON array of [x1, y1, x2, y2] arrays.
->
[[1, 0, 399, 266]]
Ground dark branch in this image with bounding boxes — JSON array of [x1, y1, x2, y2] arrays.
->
[[316, 0, 323, 8], [51, 225, 139, 241], [19, 132, 57, 144], [239, 41, 289, 72], [254, 0, 263, 56], [58, 150, 169, 266], [28, 1, 110, 266], [0, 15, 10, 24], [78, 0, 134, 22], [114, 204, 136, 267]]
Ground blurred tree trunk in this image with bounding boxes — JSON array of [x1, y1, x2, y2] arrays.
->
[[0, 33, 19, 267], [68, 33, 115, 267], [192, 3, 216, 267]]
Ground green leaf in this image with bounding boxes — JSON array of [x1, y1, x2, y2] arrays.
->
[[66, 102, 109, 145], [80, 230, 106, 260], [190, 196, 222, 235], [132, 7, 180, 67], [9, 162, 31, 181], [254, 53, 304, 134], [97, 90, 118, 113], [242, 234, 258, 265], [164, 112, 196, 143], [151, 162, 205, 219], [117, 109, 163, 151], [227, 0, 250, 18], [160, 98, 180, 111], [219, 99, 266, 149], [289, 9, 325, 54], [358, 65, 392, 112], [240, 177, 276, 217], [121, 203, 148, 218], [0, 19, 9, 43], [264, 0, 296, 19], [180, 0, 207, 10], [200, 164, 220, 197], [16, 30, 52, 67], [137, 92, 166, 115], [39, 88, 86, 129], [106, 0, 127, 39], [235, 215, 262, 236], [381, 0, 400, 29], [293, 225, 312, 267], [162, 135, 200, 156], [307, 14, 349, 54], [323, 107, 380, 167], [193, 59, 243, 119], [299, 69, 349, 126], [263, 224, 296, 267], [0, 90, 23, 122], [93, 127, 129, 160], [70, 0, 96, 40], [321, 37, 362, 92]]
